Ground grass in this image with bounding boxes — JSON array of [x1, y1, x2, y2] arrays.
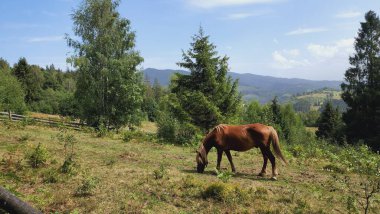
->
[[0, 121, 379, 213]]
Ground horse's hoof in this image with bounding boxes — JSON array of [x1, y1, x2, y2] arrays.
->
[[270, 176, 277, 181]]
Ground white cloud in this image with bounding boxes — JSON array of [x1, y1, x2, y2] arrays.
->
[[188, 0, 280, 9], [286, 27, 327, 36], [272, 49, 309, 69], [307, 38, 354, 58], [307, 44, 338, 58], [225, 13, 254, 20], [27, 36, 64, 43], [282, 49, 300, 57], [335, 11, 361, 19], [224, 10, 271, 20]]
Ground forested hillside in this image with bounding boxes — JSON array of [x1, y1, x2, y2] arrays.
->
[[143, 68, 342, 103]]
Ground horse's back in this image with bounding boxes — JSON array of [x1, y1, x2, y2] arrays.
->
[[216, 123, 271, 151]]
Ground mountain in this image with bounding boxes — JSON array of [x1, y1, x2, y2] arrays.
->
[[142, 68, 342, 103]]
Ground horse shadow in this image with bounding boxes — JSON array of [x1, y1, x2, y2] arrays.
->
[[181, 169, 274, 182]]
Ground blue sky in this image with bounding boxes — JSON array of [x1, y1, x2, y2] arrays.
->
[[0, 0, 379, 80]]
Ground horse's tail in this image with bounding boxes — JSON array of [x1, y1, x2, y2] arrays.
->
[[269, 127, 288, 165]]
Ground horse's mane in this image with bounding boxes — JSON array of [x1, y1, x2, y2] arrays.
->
[[214, 124, 227, 134]]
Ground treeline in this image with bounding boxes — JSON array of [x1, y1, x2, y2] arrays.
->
[[0, 0, 379, 152], [0, 58, 77, 116]]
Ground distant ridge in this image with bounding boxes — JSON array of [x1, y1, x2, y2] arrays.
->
[[143, 68, 342, 103]]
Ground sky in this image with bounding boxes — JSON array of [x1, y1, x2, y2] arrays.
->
[[0, 0, 379, 81]]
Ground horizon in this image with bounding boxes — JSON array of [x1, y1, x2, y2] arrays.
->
[[1, 0, 379, 81], [144, 67, 342, 82]]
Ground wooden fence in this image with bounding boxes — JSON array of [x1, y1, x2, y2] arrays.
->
[[0, 112, 83, 130]]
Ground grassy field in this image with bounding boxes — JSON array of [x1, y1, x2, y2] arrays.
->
[[0, 121, 379, 213]]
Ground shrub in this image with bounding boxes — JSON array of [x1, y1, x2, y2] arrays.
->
[[43, 168, 59, 183], [216, 170, 234, 183], [153, 164, 166, 179], [26, 143, 49, 168], [60, 155, 78, 174], [123, 130, 154, 143], [202, 182, 250, 203], [96, 122, 108, 138], [75, 176, 99, 197], [157, 112, 177, 143], [20, 118, 34, 127], [56, 130, 77, 156], [176, 122, 200, 145], [157, 111, 201, 145]]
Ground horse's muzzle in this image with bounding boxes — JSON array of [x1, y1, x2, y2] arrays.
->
[[197, 164, 205, 173]]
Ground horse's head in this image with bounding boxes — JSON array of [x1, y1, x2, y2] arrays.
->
[[196, 144, 208, 173]]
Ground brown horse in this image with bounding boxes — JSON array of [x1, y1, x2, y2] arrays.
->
[[196, 123, 287, 180]]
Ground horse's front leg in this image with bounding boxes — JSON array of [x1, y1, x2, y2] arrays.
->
[[225, 150, 236, 173], [216, 149, 223, 171]]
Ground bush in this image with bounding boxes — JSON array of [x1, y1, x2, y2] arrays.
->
[[96, 122, 108, 138], [157, 111, 201, 145], [26, 143, 49, 168], [153, 164, 166, 179], [43, 168, 59, 183], [216, 170, 234, 183], [75, 176, 99, 197], [202, 182, 251, 204], [157, 112, 177, 143], [123, 130, 154, 143], [60, 155, 78, 175]]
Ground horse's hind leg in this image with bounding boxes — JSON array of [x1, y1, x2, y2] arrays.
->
[[216, 149, 223, 171], [259, 147, 268, 176], [225, 150, 236, 173], [265, 148, 278, 180]]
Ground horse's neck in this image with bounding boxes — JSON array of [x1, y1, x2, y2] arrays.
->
[[203, 136, 214, 154]]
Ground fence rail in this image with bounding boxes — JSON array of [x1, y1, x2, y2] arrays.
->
[[0, 112, 83, 130]]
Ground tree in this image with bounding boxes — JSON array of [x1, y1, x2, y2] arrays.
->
[[171, 28, 242, 132], [142, 76, 158, 121], [341, 11, 380, 150], [152, 78, 164, 103], [12, 58, 44, 105], [67, 0, 144, 128], [0, 58, 10, 73], [244, 100, 263, 124], [0, 72, 25, 119], [316, 101, 343, 143], [271, 96, 282, 125]]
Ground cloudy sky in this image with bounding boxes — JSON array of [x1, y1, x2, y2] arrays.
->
[[0, 0, 379, 80]]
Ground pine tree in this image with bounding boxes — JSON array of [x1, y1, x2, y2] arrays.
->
[[171, 28, 242, 132], [271, 96, 282, 125], [13, 58, 44, 105], [67, 0, 144, 128], [316, 101, 343, 143], [341, 11, 380, 150]]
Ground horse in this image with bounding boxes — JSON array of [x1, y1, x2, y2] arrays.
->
[[196, 123, 287, 180]]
